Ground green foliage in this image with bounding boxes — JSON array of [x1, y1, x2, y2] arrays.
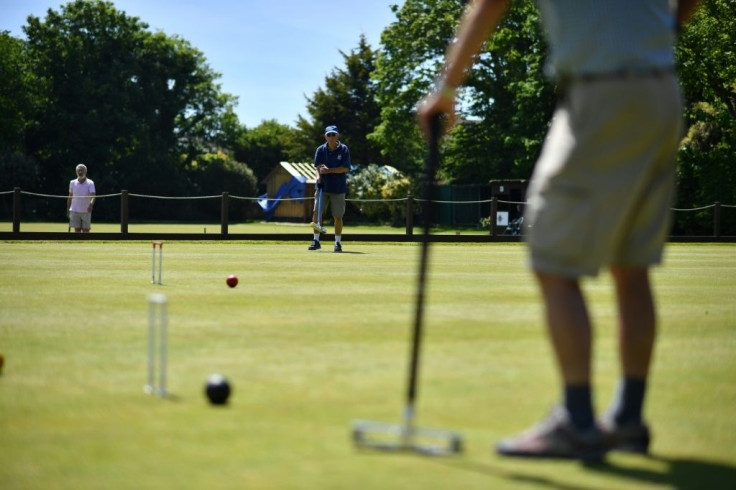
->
[[191, 152, 257, 195], [371, 0, 462, 174], [348, 165, 415, 225], [0, 150, 41, 190], [0, 32, 39, 154], [18, 0, 236, 203], [371, 0, 554, 183], [0, 32, 44, 196], [446, 1, 553, 183], [190, 151, 258, 220], [231, 120, 301, 185], [675, 0, 736, 234], [296, 35, 382, 165]]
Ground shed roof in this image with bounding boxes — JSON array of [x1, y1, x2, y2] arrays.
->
[[262, 162, 316, 184]]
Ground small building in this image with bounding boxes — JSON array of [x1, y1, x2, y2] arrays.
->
[[259, 162, 316, 221], [489, 179, 528, 231]]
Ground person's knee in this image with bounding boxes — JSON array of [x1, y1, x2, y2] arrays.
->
[[535, 271, 579, 291], [611, 266, 650, 291]]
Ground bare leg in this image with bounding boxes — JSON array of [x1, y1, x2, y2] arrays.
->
[[334, 217, 343, 236], [495, 272, 603, 459], [611, 266, 655, 378], [536, 272, 592, 385]]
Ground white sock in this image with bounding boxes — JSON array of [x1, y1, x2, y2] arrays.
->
[[335, 235, 341, 244], [314, 233, 320, 241]]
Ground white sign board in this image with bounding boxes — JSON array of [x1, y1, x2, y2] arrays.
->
[[496, 211, 509, 227]]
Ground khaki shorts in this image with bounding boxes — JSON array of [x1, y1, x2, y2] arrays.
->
[[70, 211, 92, 230], [525, 74, 682, 278], [314, 192, 346, 219]]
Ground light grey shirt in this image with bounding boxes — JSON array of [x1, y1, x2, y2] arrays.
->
[[535, 0, 677, 79], [69, 178, 96, 213]]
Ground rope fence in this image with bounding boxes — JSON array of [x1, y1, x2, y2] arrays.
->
[[2, 187, 734, 237]]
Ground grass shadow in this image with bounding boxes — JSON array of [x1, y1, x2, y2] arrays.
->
[[427, 453, 736, 490], [315, 250, 367, 254], [587, 454, 736, 490]]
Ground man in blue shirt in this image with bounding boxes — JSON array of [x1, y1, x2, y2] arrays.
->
[[309, 125, 351, 252], [418, 0, 700, 461]]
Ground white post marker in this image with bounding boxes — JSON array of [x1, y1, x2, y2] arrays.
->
[[145, 293, 168, 397]]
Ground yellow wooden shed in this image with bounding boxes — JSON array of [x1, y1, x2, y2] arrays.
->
[[259, 162, 317, 221]]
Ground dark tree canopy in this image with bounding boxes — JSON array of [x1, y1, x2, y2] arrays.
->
[[6, 0, 237, 198]]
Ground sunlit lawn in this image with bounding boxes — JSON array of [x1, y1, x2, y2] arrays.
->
[[1, 242, 734, 489]]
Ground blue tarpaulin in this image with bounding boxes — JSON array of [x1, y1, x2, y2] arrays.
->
[[257, 176, 307, 219]]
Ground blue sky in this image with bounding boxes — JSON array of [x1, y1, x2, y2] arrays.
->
[[1, 0, 400, 128]]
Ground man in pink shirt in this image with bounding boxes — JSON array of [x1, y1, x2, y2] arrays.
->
[[67, 164, 96, 233]]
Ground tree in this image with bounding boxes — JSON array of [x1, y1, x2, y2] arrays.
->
[[675, 0, 736, 233], [371, 0, 554, 183], [0, 32, 43, 193], [21, 0, 236, 199], [445, 0, 553, 183], [0, 32, 39, 153], [230, 120, 302, 186], [371, 0, 461, 174], [295, 35, 382, 165], [190, 151, 258, 220]]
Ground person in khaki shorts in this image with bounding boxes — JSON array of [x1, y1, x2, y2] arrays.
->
[[417, 0, 701, 461], [308, 125, 351, 253]]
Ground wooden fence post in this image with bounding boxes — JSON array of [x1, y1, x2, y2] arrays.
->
[[221, 192, 229, 235], [490, 197, 498, 236], [13, 187, 21, 233], [121, 190, 129, 234], [405, 195, 414, 236]]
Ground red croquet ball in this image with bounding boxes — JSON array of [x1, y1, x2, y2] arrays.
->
[[226, 275, 238, 288]]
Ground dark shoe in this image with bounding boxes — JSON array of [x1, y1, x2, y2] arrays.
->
[[496, 406, 607, 462], [598, 416, 650, 454], [308, 240, 321, 251], [334, 242, 342, 253]]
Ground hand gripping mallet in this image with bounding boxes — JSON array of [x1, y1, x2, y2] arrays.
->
[[351, 114, 463, 456]]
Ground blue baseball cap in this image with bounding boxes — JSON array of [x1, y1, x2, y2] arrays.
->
[[324, 125, 339, 135]]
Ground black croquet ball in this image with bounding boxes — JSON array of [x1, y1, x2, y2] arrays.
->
[[205, 373, 231, 405]]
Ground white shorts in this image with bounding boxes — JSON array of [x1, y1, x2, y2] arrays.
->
[[70, 212, 92, 230], [525, 73, 682, 278]]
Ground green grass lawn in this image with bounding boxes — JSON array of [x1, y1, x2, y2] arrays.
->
[[1, 241, 734, 489]]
